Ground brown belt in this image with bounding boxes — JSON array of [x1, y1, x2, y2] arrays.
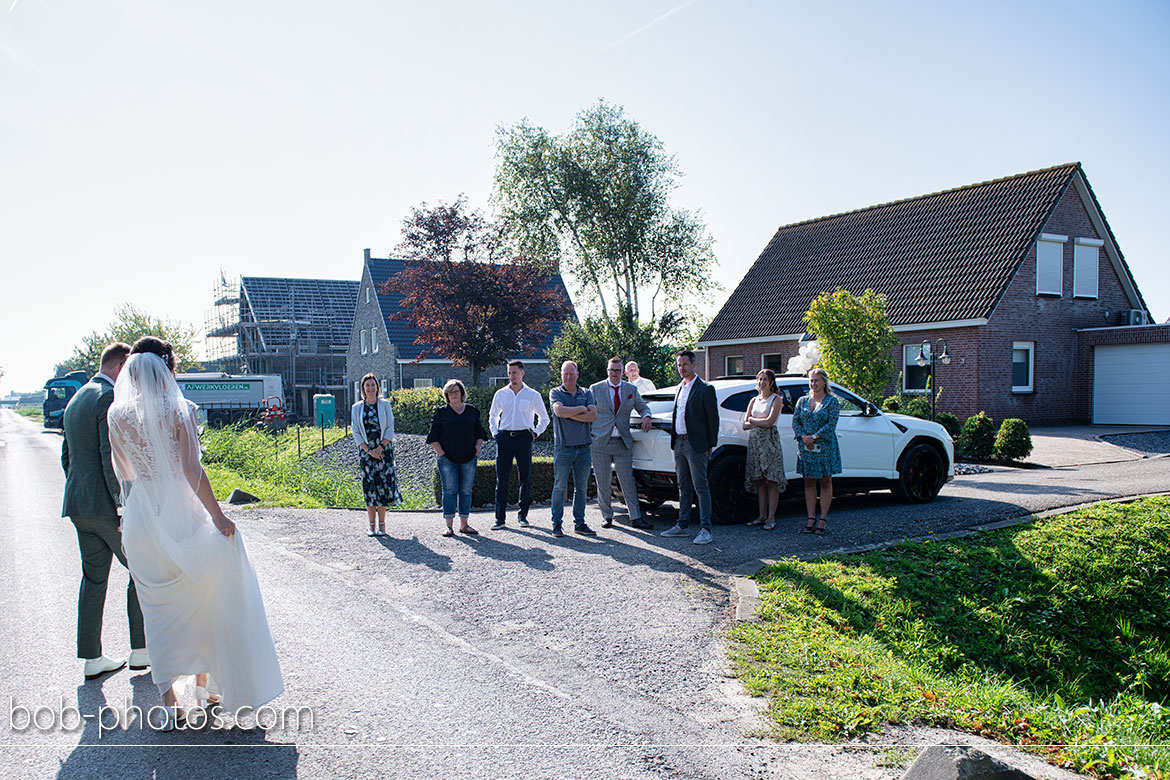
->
[[677, 434, 688, 439]]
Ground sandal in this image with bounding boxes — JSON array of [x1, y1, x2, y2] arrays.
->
[[814, 518, 827, 535], [377, 522, 386, 536], [746, 518, 764, 526], [459, 526, 479, 535], [367, 521, 376, 537], [762, 521, 776, 531], [442, 528, 455, 537], [801, 517, 816, 534]]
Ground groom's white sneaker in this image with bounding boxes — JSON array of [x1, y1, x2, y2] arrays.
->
[[128, 649, 150, 670], [83, 655, 126, 681]]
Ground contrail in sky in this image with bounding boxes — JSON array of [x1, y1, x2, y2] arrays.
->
[[594, 0, 701, 56], [9, 0, 21, 12]]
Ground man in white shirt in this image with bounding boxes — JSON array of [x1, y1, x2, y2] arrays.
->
[[488, 360, 550, 529], [624, 361, 656, 395]]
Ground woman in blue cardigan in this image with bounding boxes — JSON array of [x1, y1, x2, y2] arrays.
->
[[350, 373, 402, 535]]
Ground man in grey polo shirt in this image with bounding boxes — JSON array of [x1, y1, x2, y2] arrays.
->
[[549, 361, 597, 537]]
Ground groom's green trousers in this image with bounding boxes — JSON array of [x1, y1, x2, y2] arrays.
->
[[69, 515, 145, 659]]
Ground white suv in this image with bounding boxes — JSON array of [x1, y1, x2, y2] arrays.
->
[[619, 377, 955, 524]]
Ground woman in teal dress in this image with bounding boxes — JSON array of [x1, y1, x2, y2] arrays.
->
[[791, 367, 841, 535]]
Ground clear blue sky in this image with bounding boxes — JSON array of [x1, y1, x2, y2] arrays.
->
[[2, 0, 1167, 393]]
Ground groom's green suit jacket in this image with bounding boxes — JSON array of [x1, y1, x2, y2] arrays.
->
[[61, 376, 121, 519]]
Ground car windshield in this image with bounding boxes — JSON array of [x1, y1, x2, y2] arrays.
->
[[640, 392, 676, 416]]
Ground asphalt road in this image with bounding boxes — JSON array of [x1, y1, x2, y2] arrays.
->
[[4, 409, 1158, 779]]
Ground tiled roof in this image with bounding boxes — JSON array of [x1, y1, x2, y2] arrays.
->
[[366, 257, 573, 360], [700, 163, 1081, 343], [239, 276, 359, 351]]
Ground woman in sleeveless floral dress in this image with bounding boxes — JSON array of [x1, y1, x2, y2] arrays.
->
[[743, 369, 786, 530]]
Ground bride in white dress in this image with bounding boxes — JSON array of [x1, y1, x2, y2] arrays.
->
[[108, 337, 283, 727]]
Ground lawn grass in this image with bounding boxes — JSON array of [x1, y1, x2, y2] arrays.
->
[[730, 496, 1170, 779], [15, 407, 43, 422]]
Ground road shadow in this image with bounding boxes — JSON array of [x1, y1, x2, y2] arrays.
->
[[57, 672, 299, 780], [375, 534, 452, 572]]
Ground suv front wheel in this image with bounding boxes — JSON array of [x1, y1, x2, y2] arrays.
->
[[892, 442, 946, 503]]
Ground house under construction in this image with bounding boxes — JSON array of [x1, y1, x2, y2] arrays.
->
[[205, 275, 360, 419]]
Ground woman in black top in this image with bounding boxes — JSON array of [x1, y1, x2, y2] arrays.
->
[[426, 379, 488, 536]]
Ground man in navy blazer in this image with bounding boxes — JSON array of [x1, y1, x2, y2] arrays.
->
[[662, 349, 719, 545]]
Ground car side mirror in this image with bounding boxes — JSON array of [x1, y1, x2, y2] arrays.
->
[[863, 402, 879, 417]]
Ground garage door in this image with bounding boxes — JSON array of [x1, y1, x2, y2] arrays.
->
[[1093, 343, 1170, 424]]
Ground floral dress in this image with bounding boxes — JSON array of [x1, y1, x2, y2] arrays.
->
[[360, 402, 402, 507], [744, 393, 786, 492], [792, 393, 842, 478]]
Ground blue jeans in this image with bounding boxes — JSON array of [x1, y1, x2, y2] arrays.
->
[[437, 455, 476, 519], [551, 443, 592, 529], [674, 438, 712, 530]]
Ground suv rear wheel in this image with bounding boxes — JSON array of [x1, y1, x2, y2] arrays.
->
[[709, 451, 755, 524], [893, 442, 945, 503]]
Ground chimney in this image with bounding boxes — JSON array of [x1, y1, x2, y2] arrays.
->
[[363, 248, 371, 262]]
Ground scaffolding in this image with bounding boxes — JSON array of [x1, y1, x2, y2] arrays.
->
[[203, 275, 359, 418]]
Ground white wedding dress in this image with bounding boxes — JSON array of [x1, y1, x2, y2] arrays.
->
[[108, 353, 283, 711]]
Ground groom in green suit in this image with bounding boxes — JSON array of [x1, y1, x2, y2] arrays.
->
[[61, 342, 148, 680]]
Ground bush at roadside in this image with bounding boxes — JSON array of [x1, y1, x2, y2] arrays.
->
[[994, 418, 1033, 463], [958, 412, 996, 460], [935, 411, 960, 439], [388, 386, 553, 441]]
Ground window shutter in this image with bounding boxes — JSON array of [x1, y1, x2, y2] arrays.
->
[[1073, 239, 1101, 299], [1036, 238, 1064, 295]]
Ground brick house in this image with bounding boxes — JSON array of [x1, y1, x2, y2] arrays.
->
[[345, 250, 573, 404], [698, 163, 1168, 425]]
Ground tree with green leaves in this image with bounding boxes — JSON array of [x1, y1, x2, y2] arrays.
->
[[545, 306, 681, 391], [802, 289, 898, 402], [494, 100, 718, 322], [55, 303, 201, 378]]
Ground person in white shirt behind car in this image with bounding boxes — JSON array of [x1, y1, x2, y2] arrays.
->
[[487, 360, 550, 530], [742, 369, 786, 531], [623, 361, 656, 395]]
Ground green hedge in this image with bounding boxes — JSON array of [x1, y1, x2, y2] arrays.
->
[[389, 386, 553, 441], [431, 456, 599, 507], [958, 412, 996, 460], [994, 418, 1033, 463]]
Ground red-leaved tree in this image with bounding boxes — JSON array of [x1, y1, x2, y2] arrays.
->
[[379, 197, 571, 386]]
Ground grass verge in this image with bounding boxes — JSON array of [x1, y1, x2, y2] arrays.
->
[[730, 496, 1170, 779], [15, 407, 43, 422], [201, 424, 432, 510]]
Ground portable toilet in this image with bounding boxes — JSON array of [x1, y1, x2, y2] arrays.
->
[[312, 394, 336, 428]]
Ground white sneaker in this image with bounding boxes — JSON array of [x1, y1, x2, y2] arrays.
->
[[692, 529, 713, 545], [83, 655, 126, 681], [660, 524, 689, 537]]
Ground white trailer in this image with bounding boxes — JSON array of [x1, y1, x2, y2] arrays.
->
[[175, 373, 283, 426]]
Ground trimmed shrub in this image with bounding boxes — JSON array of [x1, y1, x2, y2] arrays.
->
[[935, 411, 960, 440], [388, 385, 553, 442], [994, 418, 1033, 463], [901, 395, 932, 420], [958, 412, 996, 460], [431, 456, 598, 507], [880, 396, 901, 412]]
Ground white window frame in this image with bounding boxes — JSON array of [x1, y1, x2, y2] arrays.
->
[[360, 329, 368, 355], [902, 343, 931, 394], [413, 378, 433, 389], [381, 379, 388, 396], [1073, 237, 1103, 299], [491, 376, 509, 388], [354, 381, 360, 401], [371, 327, 379, 353], [725, 355, 744, 376], [1012, 341, 1035, 394], [365, 286, 370, 304], [1036, 233, 1067, 296]]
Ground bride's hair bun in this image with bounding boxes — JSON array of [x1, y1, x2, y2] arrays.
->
[[130, 336, 176, 371]]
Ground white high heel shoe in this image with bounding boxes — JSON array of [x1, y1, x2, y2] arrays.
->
[[155, 705, 186, 732]]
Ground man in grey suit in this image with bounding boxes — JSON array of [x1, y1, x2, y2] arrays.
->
[[661, 349, 720, 545], [590, 356, 654, 530], [61, 342, 148, 680]]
